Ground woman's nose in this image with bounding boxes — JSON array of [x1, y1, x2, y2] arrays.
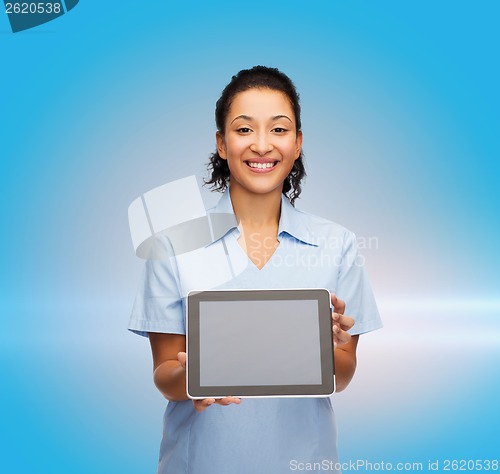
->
[[250, 133, 273, 155]]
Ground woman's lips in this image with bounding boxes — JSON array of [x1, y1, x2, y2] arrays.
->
[[244, 160, 279, 173]]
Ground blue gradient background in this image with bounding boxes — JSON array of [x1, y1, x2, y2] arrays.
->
[[1, 1, 499, 472]]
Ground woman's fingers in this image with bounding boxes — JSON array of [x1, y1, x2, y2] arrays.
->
[[333, 324, 352, 347], [332, 312, 354, 348], [177, 351, 187, 369], [339, 314, 355, 331], [332, 313, 355, 331], [193, 398, 215, 412], [193, 396, 241, 412], [215, 397, 241, 406], [330, 293, 346, 315]]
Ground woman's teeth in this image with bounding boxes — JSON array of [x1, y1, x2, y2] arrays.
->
[[248, 162, 275, 169]]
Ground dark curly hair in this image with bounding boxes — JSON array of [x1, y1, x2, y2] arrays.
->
[[204, 66, 306, 206]]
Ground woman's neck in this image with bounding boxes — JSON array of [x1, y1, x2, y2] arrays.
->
[[229, 182, 282, 229]]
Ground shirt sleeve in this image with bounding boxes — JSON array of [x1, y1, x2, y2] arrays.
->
[[336, 231, 383, 336], [128, 235, 185, 337]]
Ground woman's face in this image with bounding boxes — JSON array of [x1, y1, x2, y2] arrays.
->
[[216, 88, 303, 197]]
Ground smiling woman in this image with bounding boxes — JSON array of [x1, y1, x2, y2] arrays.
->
[[206, 66, 306, 205], [213, 86, 304, 269], [128, 65, 383, 474], [216, 88, 303, 199]]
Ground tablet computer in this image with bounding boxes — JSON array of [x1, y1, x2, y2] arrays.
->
[[186, 288, 335, 399]]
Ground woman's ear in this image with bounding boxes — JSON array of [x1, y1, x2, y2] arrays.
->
[[295, 131, 303, 159], [216, 131, 227, 159]]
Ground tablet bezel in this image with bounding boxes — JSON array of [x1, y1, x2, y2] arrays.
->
[[186, 288, 335, 399]]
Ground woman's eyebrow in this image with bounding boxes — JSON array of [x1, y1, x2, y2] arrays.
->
[[230, 115, 252, 124], [272, 115, 293, 123], [230, 114, 293, 124]]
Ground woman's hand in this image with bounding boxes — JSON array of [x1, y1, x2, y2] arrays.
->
[[330, 293, 355, 348], [177, 352, 241, 413]]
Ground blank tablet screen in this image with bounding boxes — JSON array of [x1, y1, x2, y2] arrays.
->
[[187, 289, 335, 398], [199, 299, 321, 386]]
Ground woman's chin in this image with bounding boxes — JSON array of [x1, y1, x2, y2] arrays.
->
[[231, 177, 284, 196]]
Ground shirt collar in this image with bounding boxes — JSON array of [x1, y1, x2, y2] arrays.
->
[[278, 195, 318, 246], [207, 187, 318, 247]]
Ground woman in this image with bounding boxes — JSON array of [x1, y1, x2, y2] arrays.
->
[[129, 66, 382, 474]]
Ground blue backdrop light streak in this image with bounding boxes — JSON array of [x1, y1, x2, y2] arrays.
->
[[1, 1, 499, 472]]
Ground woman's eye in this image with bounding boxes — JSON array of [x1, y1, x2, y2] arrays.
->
[[273, 128, 287, 133], [237, 127, 251, 133]]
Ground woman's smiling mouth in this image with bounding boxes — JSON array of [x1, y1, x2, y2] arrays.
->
[[244, 160, 279, 172]]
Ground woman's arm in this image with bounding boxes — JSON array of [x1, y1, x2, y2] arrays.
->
[[149, 332, 241, 411], [330, 292, 358, 392], [334, 335, 359, 392], [149, 333, 189, 401]]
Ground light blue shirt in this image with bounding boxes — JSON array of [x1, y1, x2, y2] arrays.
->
[[129, 187, 382, 474]]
